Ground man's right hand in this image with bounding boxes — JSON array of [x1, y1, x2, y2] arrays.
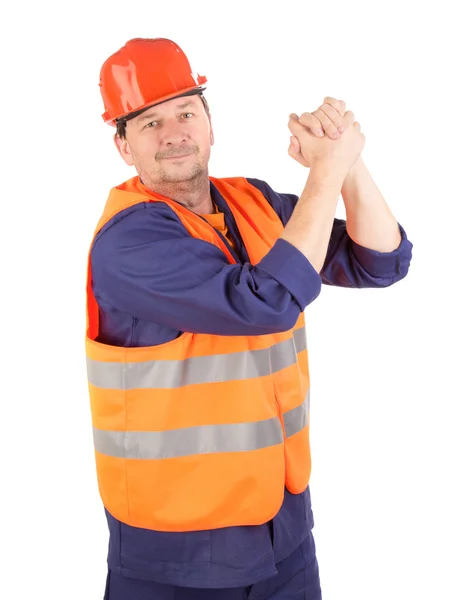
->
[[288, 110, 365, 181]]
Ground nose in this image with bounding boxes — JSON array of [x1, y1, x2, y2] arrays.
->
[[161, 119, 189, 147]]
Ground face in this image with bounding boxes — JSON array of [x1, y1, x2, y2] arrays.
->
[[114, 95, 214, 191]]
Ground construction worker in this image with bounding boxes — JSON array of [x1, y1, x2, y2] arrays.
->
[[86, 38, 413, 599]]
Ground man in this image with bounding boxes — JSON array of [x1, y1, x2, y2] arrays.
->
[[86, 38, 413, 599]]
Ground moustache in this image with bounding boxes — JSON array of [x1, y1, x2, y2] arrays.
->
[[156, 146, 198, 160]]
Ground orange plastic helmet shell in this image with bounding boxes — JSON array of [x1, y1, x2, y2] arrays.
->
[[99, 38, 207, 126]]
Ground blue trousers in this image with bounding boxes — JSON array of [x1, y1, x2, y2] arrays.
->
[[104, 533, 322, 599]]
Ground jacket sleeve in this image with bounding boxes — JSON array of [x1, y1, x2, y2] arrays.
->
[[246, 178, 413, 288], [91, 203, 321, 336], [320, 218, 413, 288]]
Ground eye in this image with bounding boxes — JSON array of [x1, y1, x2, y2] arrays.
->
[[144, 120, 158, 129], [182, 112, 194, 119]]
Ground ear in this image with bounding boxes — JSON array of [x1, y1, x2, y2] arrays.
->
[[208, 116, 215, 146], [114, 133, 134, 167]]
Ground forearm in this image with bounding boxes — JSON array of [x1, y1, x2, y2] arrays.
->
[[280, 167, 345, 272], [92, 207, 323, 336], [341, 157, 402, 252]]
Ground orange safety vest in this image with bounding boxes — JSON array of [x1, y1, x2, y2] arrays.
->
[[85, 175, 311, 532]]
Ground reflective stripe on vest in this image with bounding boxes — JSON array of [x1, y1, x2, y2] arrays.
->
[[92, 391, 309, 459], [87, 326, 306, 390]]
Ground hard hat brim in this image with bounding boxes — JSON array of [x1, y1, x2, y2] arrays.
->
[[104, 86, 207, 126]]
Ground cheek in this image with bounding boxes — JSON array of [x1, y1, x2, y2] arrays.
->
[[199, 127, 213, 150], [133, 141, 157, 165]]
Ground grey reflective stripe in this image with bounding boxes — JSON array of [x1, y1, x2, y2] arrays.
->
[[293, 326, 307, 354], [284, 391, 310, 439], [93, 416, 284, 459], [88, 326, 307, 390], [269, 337, 297, 374]]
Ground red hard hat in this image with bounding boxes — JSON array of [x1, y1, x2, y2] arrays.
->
[[99, 38, 207, 126]]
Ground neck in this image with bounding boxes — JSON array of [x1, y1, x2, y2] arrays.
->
[[143, 173, 213, 214]]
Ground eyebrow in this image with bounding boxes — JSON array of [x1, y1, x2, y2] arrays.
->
[[136, 102, 197, 124]]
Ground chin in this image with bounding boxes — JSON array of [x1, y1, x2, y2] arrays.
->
[[161, 164, 205, 183]]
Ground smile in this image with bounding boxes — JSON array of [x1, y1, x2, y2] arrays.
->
[[162, 154, 192, 160]]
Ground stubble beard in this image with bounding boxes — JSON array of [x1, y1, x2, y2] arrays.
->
[[137, 150, 210, 200]]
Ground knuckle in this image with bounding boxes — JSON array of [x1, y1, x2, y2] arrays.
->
[[323, 101, 337, 112], [315, 108, 330, 123]]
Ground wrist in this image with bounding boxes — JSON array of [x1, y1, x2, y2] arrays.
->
[[308, 164, 346, 190], [343, 157, 365, 186]]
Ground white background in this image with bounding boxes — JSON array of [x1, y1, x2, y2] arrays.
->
[[2, 1, 473, 599]]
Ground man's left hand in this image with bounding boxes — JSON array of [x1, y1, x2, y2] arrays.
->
[[288, 97, 351, 168], [299, 97, 346, 139]]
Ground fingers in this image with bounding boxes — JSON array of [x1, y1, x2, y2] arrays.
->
[[310, 107, 340, 138], [288, 135, 298, 157], [288, 134, 310, 167], [298, 112, 324, 137], [316, 103, 345, 137], [304, 98, 346, 139], [291, 109, 357, 136], [295, 108, 343, 139], [324, 97, 346, 116], [288, 136, 300, 153], [343, 111, 356, 128], [295, 99, 355, 140], [288, 113, 312, 137]]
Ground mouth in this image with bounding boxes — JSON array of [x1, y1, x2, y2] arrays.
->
[[162, 153, 193, 160]]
